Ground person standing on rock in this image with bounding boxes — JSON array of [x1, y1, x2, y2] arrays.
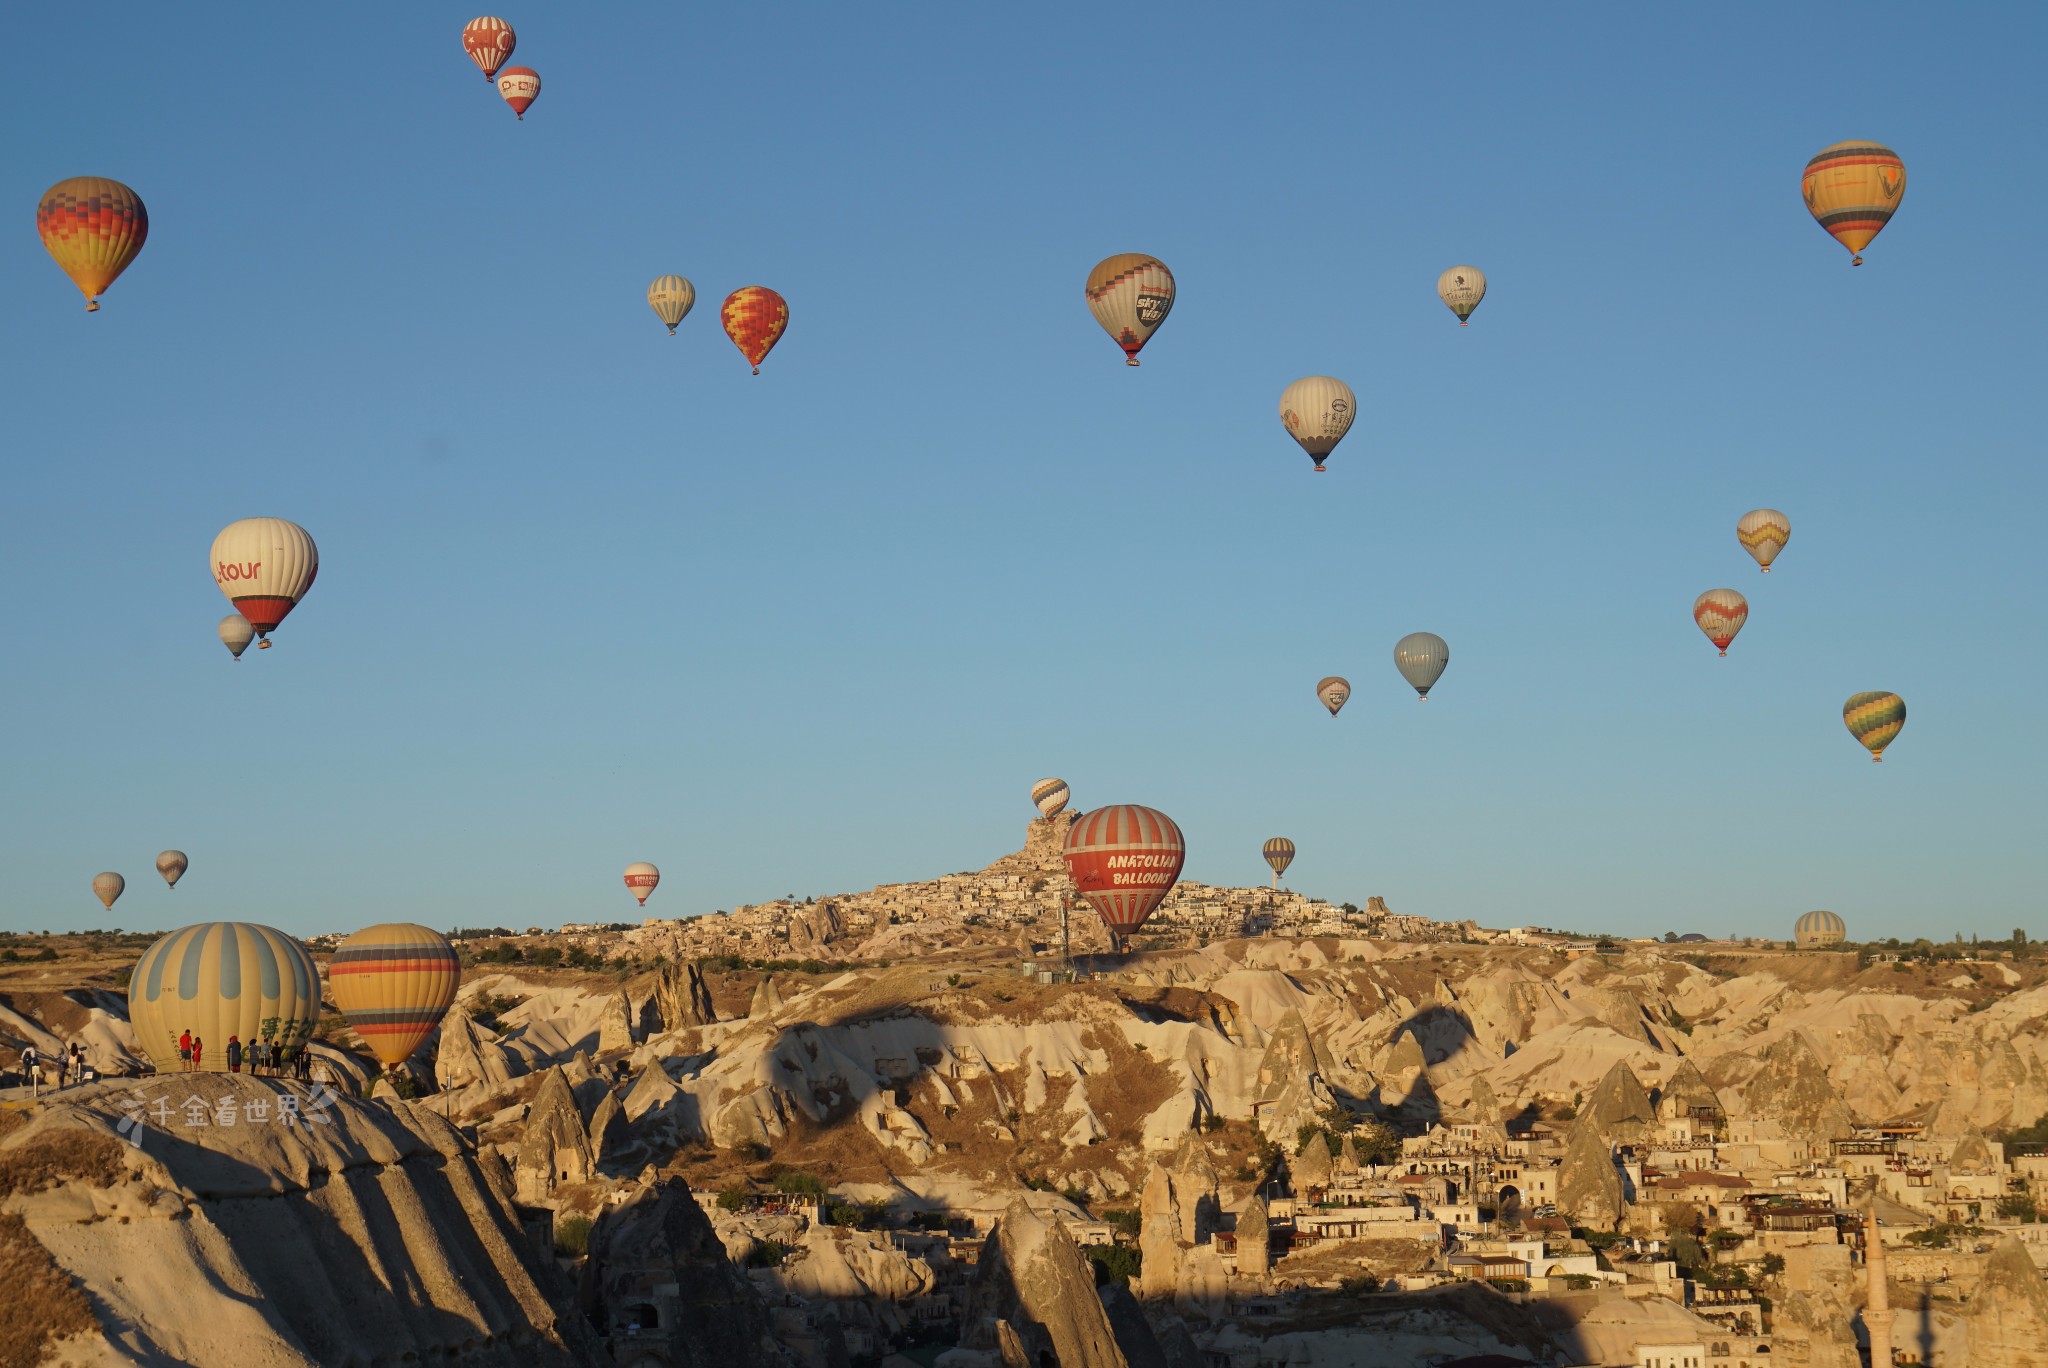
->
[[179, 1029, 193, 1072], [192, 1036, 204, 1072], [54, 1048, 69, 1090], [20, 1045, 38, 1096], [226, 1036, 243, 1074]]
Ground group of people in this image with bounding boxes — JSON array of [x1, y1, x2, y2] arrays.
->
[[15, 1040, 93, 1091], [174, 1029, 314, 1078]]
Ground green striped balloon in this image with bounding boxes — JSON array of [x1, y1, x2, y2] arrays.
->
[[1843, 692, 1905, 762]]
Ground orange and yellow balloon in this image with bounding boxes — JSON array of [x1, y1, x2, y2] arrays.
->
[[1802, 141, 1905, 266], [37, 177, 148, 311], [722, 287, 788, 374], [1692, 589, 1748, 656], [329, 923, 462, 1070]]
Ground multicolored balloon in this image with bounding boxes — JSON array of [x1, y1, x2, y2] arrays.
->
[[497, 66, 540, 119], [126, 923, 321, 1074], [648, 275, 696, 334], [1062, 805, 1185, 951], [1844, 691, 1905, 762], [1803, 141, 1905, 265], [461, 17, 516, 81], [1278, 377, 1356, 472], [92, 872, 124, 911], [1437, 265, 1486, 325], [1738, 509, 1791, 572], [1393, 633, 1450, 699], [1692, 590, 1748, 656], [210, 519, 318, 649], [329, 923, 462, 1069], [624, 861, 660, 906], [37, 177, 148, 312], [1085, 254, 1175, 366], [155, 851, 188, 889], [1317, 676, 1351, 717], [1031, 778, 1071, 821], [722, 287, 788, 374], [219, 614, 255, 660], [1262, 837, 1296, 884]]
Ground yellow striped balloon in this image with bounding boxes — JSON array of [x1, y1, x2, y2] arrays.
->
[[1262, 837, 1296, 884], [1692, 589, 1748, 656], [1278, 377, 1356, 471], [1843, 691, 1905, 762], [329, 923, 461, 1068], [1031, 778, 1071, 820], [1436, 265, 1486, 324], [1737, 509, 1791, 572], [648, 275, 695, 334], [1085, 254, 1175, 365], [1802, 141, 1905, 265], [127, 923, 321, 1074], [37, 177, 148, 311], [92, 872, 124, 911]]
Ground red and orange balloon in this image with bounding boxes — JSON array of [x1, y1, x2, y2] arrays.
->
[[722, 287, 789, 374]]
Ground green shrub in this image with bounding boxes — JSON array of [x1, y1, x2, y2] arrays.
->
[[553, 1216, 592, 1257], [772, 1170, 826, 1197], [1085, 1244, 1141, 1287], [746, 1240, 792, 1268], [716, 1184, 750, 1212]]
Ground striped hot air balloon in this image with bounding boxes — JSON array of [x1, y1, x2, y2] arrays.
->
[[1262, 837, 1296, 887], [1085, 254, 1175, 366], [210, 519, 317, 648], [1692, 590, 1748, 656], [722, 287, 788, 374], [1437, 265, 1486, 324], [1393, 633, 1450, 700], [624, 861, 660, 906], [37, 177, 148, 312], [1031, 778, 1071, 821], [1279, 377, 1356, 472], [461, 17, 516, 81], [1844, 692, 1905, 762], [91, 872, 124, 911], [155, 850, 188, 889], [1062, 804, 1185, 952], [497, 66, 540, 119], [1317, 677, 1351, 717], [648, 275, 696, 334], [329, 924, 461, 1070], [127, 923, 321, 1074], [1738, 509, 1791, 572], [1802, 141, 1906, 265]]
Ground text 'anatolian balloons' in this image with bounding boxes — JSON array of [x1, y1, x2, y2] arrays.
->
[[1062, 805, 1185, 950]]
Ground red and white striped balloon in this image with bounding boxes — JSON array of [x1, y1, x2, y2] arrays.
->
[[1062, 805, 1184, 948], [462, 17, 516, 80]]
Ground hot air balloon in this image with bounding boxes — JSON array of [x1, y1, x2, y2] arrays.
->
[[126, 923, 321, 1074], [1844, 691, 1905, 762], [219, 614, 255, 660], [1279, 377, 1356, 472], [156, 850, 188, 889], [461, 16, 516, 80], [1085, 254, 1175, 365], [1437, 265, 1486, 325], [497, 66, 540, 119], [1031, 778, 1071, 821], [1062, 805, 1185, 953], [91, 872, 124, 911], [211, 519, 317, 648], [1262, 837, 1295, 887], [649, 275, 696, 335], [1803, 141, 1906, 265], [1693, 590, 1748, 656], [1317, 676, 1351, 717], [624, 862, 660, 906], [1737, 509, 1791, 572], [1393, 633, 1450, 700], [37, 177, 148, 312], [722, 287, 788, 374], [329, 923, 461, 1070]]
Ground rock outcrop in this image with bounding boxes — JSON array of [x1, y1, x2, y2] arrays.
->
[[961, 1198, 1140, 1368], [1169, 1136, 1219, 1244], [1253, 1009, 1329, 1139], [1730, 1031, 1854, 1144], [587, 1089, 626, 1163], [1138, 1165, 1184, 1299], [436, 1003, 517, 1091], [515, 1066, 595, 1204], [1968, 1235, 2048, 1367], [1236, 1196, 1271, 1279], [656, 959, 718, 1031], [749, 974, 786, 1019], [1556, 1114, 1624, 1229], [596, 992, 636, 1053], [1292, 1134, 1334, 1191], [1581, 1060, 1655, 1143], [1655, 1058, 1724, 1122]]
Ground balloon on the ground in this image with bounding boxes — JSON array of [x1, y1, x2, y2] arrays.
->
[[1031, 778, 1071, 820], [1437, 265, 1486, 324], [1316, 677, 1351, 716], [497, 66, 540, 119], [1393, 633, 1450, 699], [1085, 254, 1175, 365], [648, 276, 696, 334], [1844, 691, 1905, 762], [37, 177, 148, 312], [329, 923, 461, 1069], [219, 614, 255, 660], [127, 922, 321, 1074], [722, 287, 788, 374], [91, 872, 124, 911], [1802, 141, 1905, 265], [1738, 509, 1791, 572], [624, 862, 660, 906], [1062, 805, 1185, 949], [211, 519, 318, 648], [155, 851, 188, 889], [462, 17, 516, 80], [1278, 377, 1356, 472], [1692, 590, 1748, 656], [1262, 837, 1296, 881]]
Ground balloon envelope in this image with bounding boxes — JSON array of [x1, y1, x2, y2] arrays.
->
[[1844, 691, 1906, 762], [624, 861, 660, 906], [1031, 778, 1071, 820], [155, 850, 188, 888], [722, 287, 788, 374], [37, 177, 148, 311], [1278, 377, 1356, 471], [1062, 805, 1185, 946], [219, 614, 255, 659], [1316, 676, 1351, 716], [462, 16, 516, 79], [1737, 509, 1791, 572], [497, 66, 540, 119], [1803, 141, 1905, 264], [1692, 590, 1748, 655], [211, 518, 317, 645], [91, 872, 124, 910], [1262, 837, 1296, 878], [649, 275, 696, 333], [1437, 265, 1486, 323], [1393, 633, 1450, 699], [329, 923, 461, 1068], [127, 922, 321, 1074], [1085, 254, 1175, 365]]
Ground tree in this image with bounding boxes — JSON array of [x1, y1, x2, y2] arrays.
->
[[716, 1184, 750, 1212], [1664, 932, 1679, 944], [1998, 1194, 2038, 1222], [1759, 1253, 1786, 1278]]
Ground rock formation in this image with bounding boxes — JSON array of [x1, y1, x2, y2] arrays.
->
[[1468, 1072, 1501, 1124], [435, 1003, 516, 1091], [1253, 1009, 1329, 1139], [1556, 1114, 1624, 1229], [1581, 1060, 1655, 1143], [1968, 1235, 2048, 1367], [587, 1089, 626, 1162], [749, 973, 786, 1018], [1655, 1058, 1724, 1123], [655, 958, 718, 1031], [515, 1066, 595, 1204], [961, 1198, 1141, 1368], [1138, 1164, 1185, 1299], [596, 991, 635, 1053], [1169, 1136, 1220, 1243], [623, 1059, 681, 1121], [1292, 1134, 1334, 1191], [1236, 1195, 1271, 1279], [1730, 1030, 1854, 1144], [1335, 1131, 1360, 1172]]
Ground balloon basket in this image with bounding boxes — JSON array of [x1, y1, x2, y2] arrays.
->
[[257, 640, 274, 650], [85, 300, 100, 312], [1125, 357, 1141, 367]]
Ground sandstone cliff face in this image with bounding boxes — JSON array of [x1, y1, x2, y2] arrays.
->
[[1726, 1030, 1855, 1144], [656, 959, 718, 1031], [962, 1198, 1144, 1368]]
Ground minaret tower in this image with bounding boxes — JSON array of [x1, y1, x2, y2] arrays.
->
[[1864, 1202, 1894, 1367]]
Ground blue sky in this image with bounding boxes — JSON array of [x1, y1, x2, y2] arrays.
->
[[3, 5, 2042, 942]]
